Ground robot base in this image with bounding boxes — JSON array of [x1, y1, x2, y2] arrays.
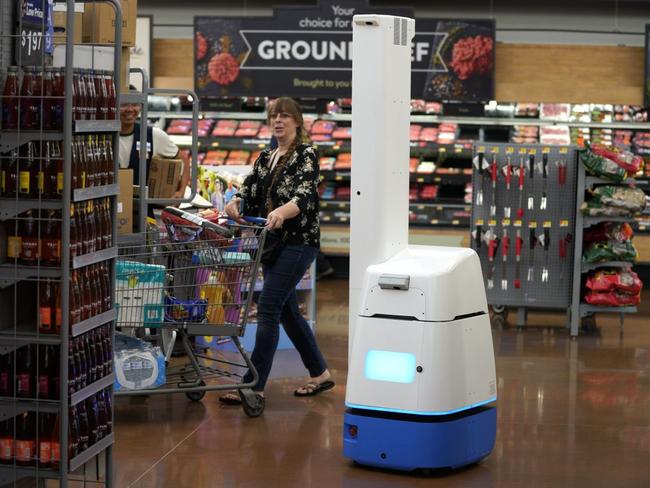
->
[[343, 406, 496, 472]]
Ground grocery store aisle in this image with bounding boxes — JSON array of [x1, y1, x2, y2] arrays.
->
[[113, 280, 650, 488]]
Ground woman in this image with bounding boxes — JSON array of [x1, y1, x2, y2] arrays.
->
[[221, 97, 334, 404]]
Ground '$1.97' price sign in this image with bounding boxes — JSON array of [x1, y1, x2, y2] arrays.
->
[[16, 22, 45, 65]]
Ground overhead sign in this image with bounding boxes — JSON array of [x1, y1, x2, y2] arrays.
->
[[194, 0, 494, 102]]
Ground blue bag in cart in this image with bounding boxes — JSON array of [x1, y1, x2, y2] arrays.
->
[[115, 260, 166, 328], [114, 333, 166, 392]]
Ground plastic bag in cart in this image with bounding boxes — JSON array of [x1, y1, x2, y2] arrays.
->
[[114, 333, 166, 391], [164, 294, 208, 322]]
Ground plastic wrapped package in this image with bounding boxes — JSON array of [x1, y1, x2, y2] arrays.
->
[[583, 222, 634, 244], [580, 199, 632, 217], [584, 290, 641, 306], [589, 144, 642, 174], [585, 269, 643, 294], [582, 241, 637, 264], [114, 333, 166, 392], [579, 147, 628, 182], [590, 185, 646, 213]]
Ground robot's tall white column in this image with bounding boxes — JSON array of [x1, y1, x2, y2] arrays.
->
[[349, 15, 415, 355]]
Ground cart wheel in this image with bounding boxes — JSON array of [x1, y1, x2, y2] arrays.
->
[[492, 315, 508, 330], [240, 390, 265, 418], [185, 381, 206, 402], [490, 305, 508, 319]]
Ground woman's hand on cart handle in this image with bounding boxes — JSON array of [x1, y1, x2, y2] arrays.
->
[[225, 197, 247, 224]]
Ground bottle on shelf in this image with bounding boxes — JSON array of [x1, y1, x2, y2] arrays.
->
[[94, 329, 105, 378], [50, 414, 61, 469], [95, 71, 108, 121], [1, 66, 20, 131], [77, 401, 90, 452], [70, 204, 80, 260], [70, 270, 82, 326], [0, 418, 14, 464], [38, 412, 53, 468], [0, 352, 14, 397], [97, 391, 108, 439], [19, 142, 37, 198], [2, 148, 18, 198], [104, 71, 117, 120], [20, 209, 40, 265], [84, 332, 96, 384], [55, 281, 63, 334], [16, 345, 35, 398], [20, 67, 39, 131], [76, 337, 88, 389], [53, 68, 65, 131], [15, 412, 35, 466], [39, 280, 55, 334], [41, 210, 62, 266], [42, 140, 62, 198], [105, 135, 115, 184], [69, 407, 80, 459], [87, 396, 99, 445], [38, 345, 58, 400], [68, 340, 78, 395], [43, 67, 57, 131]]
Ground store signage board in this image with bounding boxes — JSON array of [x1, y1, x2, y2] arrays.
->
[[15, 0, 54, 65], [194, 0, 494, 102]]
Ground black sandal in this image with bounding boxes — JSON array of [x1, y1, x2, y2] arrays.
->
[[294, 380, 335, 397], [218, 392, 242, 405]]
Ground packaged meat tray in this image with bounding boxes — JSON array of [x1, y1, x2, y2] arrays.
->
[[515, 103, 539, 118], [239, 120, 262, 129], [203, 149, 229, 166], [335, 186, 351, 200], [212, 120, 238, 137], [225, 150, 251, 165], [540, 103, 571, 121], [334, 153, 352, 170], [311, 134, 332, 142], [319, 157, 336, 171], [539, 125, 570, 145], [569, 104, 591, 123], [419, 184, 439, 201], [409, 185, 419, 201], [311, 120, 336, 135], [234, 127, 260, 138], [410, 125, 422, 141], [591, 104, 613, 123], [257, 125, 272, 139], [410, 99, 426, 113], [167, 119, 193, 134], [425, 102, 443, 115], [419, 128, 438, 142], [332, 127, 352, 139], [416, 162, 436, 174], [409, 158, 420, 173]]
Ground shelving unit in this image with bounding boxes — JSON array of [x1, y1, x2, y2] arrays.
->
[[0, 1, 121, 485], [569, 164, 641, 337]]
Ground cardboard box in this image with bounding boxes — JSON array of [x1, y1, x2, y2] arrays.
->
[[82, 0, 137, 47], [118, 169, 134, 235], [53, 12, 83, 45], [120, 46, 131, 92], [148, 157, 183, 199]]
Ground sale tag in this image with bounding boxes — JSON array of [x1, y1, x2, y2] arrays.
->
[[529, 221, 537, 228]]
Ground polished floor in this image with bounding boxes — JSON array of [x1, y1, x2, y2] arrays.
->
[[110, 280, 650, 488]]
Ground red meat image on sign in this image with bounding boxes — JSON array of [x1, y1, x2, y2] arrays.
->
[[450, 35, 494, 80], [208, 52, 240, 86], [196, 32, 208, 61]]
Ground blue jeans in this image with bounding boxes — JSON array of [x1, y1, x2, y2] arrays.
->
[[244, 244, 327, 391]]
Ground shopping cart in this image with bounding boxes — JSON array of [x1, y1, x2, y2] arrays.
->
[[114, 207, 267, 417]]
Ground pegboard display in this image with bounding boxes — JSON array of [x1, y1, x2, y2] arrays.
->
[[470, 143, 579, 309]]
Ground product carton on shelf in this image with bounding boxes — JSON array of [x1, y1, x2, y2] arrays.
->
[[118, 169, 134, 235], [82, 0, 137, 47], [148, 157, 183, 199], [53, 11, 83, 45]]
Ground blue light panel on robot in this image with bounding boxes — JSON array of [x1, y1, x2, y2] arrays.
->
[[364, 350, 416, 384], [346, 397, 498, 416]]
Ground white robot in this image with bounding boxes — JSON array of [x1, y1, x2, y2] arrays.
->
[[344, 14, 497, 471]]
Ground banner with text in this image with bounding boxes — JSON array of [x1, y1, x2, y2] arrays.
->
[[194, 0, 495, 102]]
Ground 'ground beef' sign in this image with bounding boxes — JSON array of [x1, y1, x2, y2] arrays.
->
[[194, 0, 495, 102]]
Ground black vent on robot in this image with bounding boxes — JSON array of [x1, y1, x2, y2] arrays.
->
[[401, 18, 407, 46], [393, 17, 400, 46]]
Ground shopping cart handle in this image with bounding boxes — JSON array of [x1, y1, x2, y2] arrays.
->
[[163, 206, 234, 238], [241, 216, 267, 226]]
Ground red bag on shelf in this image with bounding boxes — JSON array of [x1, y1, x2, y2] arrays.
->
[[585, 269, 643, 294], [584, 291, 641, 306], [583, 222, 634, 245]]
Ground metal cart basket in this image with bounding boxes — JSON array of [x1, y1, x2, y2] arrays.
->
[[114, 208, 266, 417]]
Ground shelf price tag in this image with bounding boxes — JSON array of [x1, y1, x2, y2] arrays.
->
[[514, 220, 523, 227], [430, 219, 439, 224], [519, 147, 528, 155], [559, 147, 569, 154], [506, 147, 515, 154], [528, 148, 537, 155], [502, 219, 511, 226], [488, 219, 497, 226], [477, 146, 486, 153], [439, 147, 447, 153], [490, 147, 500, 154], [528, 221, 537, 228], [455, 147, 463, 154], [475, 219, 485, 226], [211, 142, 219, 148], [434, 177, 441, 183], [560, 220, 569, 227], [452, 219, 460, 225], [543, 221, 552, 228], [542, 147, 551, 154]]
